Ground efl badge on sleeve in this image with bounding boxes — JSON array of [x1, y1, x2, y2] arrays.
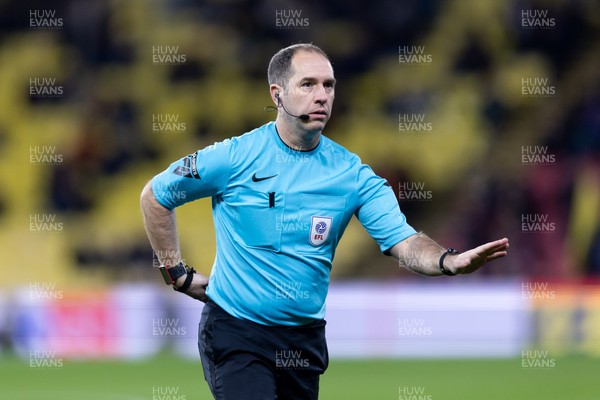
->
[[309, 216, 332, 246]]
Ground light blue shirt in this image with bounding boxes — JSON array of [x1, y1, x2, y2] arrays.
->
[[152, 122, 416, 325]]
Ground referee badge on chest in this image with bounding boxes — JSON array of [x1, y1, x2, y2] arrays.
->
[[309, 216, 332, 246]]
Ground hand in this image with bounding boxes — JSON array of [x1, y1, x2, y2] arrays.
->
[[174, 272, 209, 302], [446, 238, 509, 275]]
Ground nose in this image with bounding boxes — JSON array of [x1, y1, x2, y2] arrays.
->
[[314, 84, 328, 104]]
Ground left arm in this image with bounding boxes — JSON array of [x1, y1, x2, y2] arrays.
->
[[390, 233, 510, 276], [352, 163, 509, 275]]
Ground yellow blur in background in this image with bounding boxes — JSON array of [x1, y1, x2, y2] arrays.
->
[[0, 0, 599, 290]]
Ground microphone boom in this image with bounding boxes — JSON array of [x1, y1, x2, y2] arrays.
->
[[264, 96, 310, 121]]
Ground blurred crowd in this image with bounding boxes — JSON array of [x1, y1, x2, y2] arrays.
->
[[0, 0, 599, 287]]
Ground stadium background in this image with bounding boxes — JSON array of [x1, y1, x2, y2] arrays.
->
[[1, 0, 599, 399]]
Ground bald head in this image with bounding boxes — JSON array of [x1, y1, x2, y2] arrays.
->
[[268, 43, 331, 91]]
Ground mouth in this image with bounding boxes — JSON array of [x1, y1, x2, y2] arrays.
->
[[308, 109, 328, 119]]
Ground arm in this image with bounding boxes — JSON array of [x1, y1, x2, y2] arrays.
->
[[140, 181, 209, 301], [389, 232, 509, 276]]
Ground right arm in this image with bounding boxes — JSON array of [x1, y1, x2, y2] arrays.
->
[[142, 143, 233, 300], [140, 181, 209, 301]]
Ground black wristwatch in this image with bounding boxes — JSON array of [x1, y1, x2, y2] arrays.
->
[[159, 262, 197, 293], [439, 248, 460, 276], [159, 261, 189, 285]]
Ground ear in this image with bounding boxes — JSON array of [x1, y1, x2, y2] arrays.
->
[[269, 84, 281, 105]]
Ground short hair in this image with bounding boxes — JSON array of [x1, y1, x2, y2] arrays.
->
[[267, 43, 330, 90]]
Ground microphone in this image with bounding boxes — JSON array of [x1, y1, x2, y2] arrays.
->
[[264, 94, 310, 121]]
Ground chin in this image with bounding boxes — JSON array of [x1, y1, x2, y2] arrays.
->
[[306, 119, 328, 127], [304, 122, 326, 133]]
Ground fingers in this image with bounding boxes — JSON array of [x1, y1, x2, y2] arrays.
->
[[475, 238, 510, 256], [178, 273, 209, 302], [485, 251, 508, 262], [187, 292, 208, 302], [483, 238, 509, 251], [186, 289, 208, 302], [454, 240, 509, 274]]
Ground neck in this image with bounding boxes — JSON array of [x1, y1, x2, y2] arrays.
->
[[275, 118, 321, 151]]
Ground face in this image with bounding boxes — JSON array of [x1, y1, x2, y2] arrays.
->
[[274, 50, 336, 130]]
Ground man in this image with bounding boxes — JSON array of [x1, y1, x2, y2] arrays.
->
[[140, 43, 509, 399]]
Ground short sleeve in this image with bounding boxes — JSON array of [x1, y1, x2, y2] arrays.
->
[[355, 164, 417, 253], [151, 140, 233, 209]]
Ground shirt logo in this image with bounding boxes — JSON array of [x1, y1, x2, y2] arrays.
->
[[309, 216, 332, 246], [173, 153, 201, 179], [252, 173, 278, 182]]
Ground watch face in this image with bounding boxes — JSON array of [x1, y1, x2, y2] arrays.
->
[[167, 264, 187, 281]]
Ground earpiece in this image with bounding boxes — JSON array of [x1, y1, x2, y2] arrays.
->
[[266, 91, 309, 121]]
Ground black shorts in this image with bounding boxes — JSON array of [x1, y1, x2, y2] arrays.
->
[[198, 300, 329, 400]]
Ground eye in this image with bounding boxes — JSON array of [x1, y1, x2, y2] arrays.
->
[[301, 82, 312, 88]]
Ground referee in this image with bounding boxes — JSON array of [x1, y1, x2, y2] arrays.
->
[[140, 43, 509, 399]]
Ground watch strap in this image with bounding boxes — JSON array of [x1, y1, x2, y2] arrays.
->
[[439, 248, 460, 276], [174, 267, 196, 293], [159, 262, 188, 285]]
